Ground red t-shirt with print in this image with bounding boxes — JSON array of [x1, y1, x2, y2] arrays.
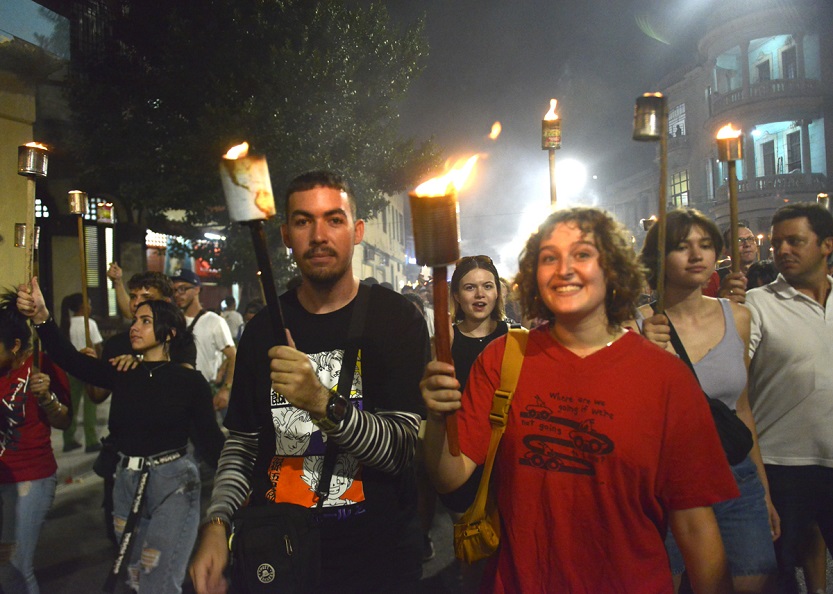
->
[[458, 326, 738, 594]]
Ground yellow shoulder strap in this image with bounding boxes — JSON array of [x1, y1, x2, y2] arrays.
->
[[469, 328, 529, 518], [489, 328, 529, 428]]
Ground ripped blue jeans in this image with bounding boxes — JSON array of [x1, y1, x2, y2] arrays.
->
[[112, 455, 200, 593]]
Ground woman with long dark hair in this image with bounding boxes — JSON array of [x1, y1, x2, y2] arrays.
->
[[421, 207, 739, 593], [639, 208, 778, 593], [0, 291, 71, 594], [18, 278, 223, 594]]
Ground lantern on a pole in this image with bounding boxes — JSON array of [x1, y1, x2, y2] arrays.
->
[[633, 93, 669, 311], [16, 143, 48, 280], [716, 124, 744, 274], [542, 99, 561, 206]]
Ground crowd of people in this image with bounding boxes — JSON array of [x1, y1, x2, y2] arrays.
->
[[1, 167, 832, 594]]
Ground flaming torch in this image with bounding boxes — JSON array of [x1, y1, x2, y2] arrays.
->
[[67, 191, 93, 348], [716, 124, 744, 273], [219, 142, 286, 345], [633, 93, 669, 311], [410, 155, 479, 456], [542, 99, 561, 206], [17, 143, 48, 281], [818, 193, 830, 210]]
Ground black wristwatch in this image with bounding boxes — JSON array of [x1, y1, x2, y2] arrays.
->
[[312, 389, 350, 432]]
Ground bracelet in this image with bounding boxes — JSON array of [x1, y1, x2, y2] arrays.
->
[[33, 315, 52, 328], [39, 393, 61, 414], [37, 392, 57, 407], [205, 516, 230, 534]]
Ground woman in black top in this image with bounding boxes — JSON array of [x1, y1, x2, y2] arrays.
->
[[18, 278, 223, 594], [450, 255, 509, 391]]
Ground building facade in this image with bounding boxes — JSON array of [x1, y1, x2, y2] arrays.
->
[[607, 0, 831, 251]]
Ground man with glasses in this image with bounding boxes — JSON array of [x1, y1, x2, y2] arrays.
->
[[171, 269, 236, 411], [744, 203, 833, 592], [719, 224, 760, 303]]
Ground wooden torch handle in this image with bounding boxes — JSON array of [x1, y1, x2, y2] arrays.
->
[[433, 266, 460, 456]]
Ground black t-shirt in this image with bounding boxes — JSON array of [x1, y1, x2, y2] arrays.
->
[[452, 320, 509, 391], [37, 320, 223, 463], [225, 284, 429, 588]]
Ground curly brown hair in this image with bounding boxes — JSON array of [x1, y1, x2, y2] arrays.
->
[[514, 207, 645, 329]]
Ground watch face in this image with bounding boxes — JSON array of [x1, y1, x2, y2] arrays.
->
[[327, 392, 349, 423]]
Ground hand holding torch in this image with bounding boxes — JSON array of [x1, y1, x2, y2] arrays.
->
[[633, 93, 669, 311], [716, 124, 744, 273], [410, 155, 479, 456], [219, 142, 286, 346]]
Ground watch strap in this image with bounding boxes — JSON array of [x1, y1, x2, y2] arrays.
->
[[314, 284, 371, 507]]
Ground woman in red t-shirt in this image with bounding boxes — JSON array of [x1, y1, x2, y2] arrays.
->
[[421, 207, 739, 593], [0, 292, 71, 594]]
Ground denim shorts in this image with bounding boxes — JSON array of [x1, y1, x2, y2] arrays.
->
[[666, 455, 777, 576]]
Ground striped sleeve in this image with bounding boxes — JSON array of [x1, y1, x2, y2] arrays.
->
[[328, 406, 420, 475], [204, 429, 258, 523]]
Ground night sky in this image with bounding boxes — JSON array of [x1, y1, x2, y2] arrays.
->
[[387, 0, 716, 274], [2, 0, 721, 276]]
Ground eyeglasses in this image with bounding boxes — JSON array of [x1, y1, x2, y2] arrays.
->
[[174, 285, 196, 294], [738, 237, 757, 245]]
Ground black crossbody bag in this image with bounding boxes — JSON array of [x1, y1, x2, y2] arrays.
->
[[229, 285, 370, 594], [666, 318, 753, 466]]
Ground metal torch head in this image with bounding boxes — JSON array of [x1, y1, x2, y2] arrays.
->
[[67, 190, 89, 215], [409, 192, 461, 267], [632, 93, 667, 141], [14, 224, 26, 248], [17, 144, 48, 177], [542, 119, 562, 150], [219, 152, 276, 223]]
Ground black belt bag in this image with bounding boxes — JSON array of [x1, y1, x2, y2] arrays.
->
[[230, 503, 321, 593]]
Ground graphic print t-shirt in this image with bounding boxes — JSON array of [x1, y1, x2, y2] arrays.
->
[[264, 344, 366, 509], [225, 285, 429, 550]]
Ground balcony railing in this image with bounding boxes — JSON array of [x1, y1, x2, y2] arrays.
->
[[717, 172, 827, 198], [711, 78, 821, 115]]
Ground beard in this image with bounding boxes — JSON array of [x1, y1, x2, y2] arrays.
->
[[297, 246, 352, 288]]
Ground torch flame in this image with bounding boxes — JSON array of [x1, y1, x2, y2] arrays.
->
[[488, 121, 502, 140], [716, 124, 742, 139], [414, 155, 480, 197], [24, 142, 48, 150], [544, 99, 558, 121], [223, 142, 250, 160]]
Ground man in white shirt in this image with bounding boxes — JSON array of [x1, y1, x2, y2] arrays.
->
[[171, 269, 236, 410], [220, 296, 244, 343], [746, 202, 833, 593], [62, 293, 103, 452]]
